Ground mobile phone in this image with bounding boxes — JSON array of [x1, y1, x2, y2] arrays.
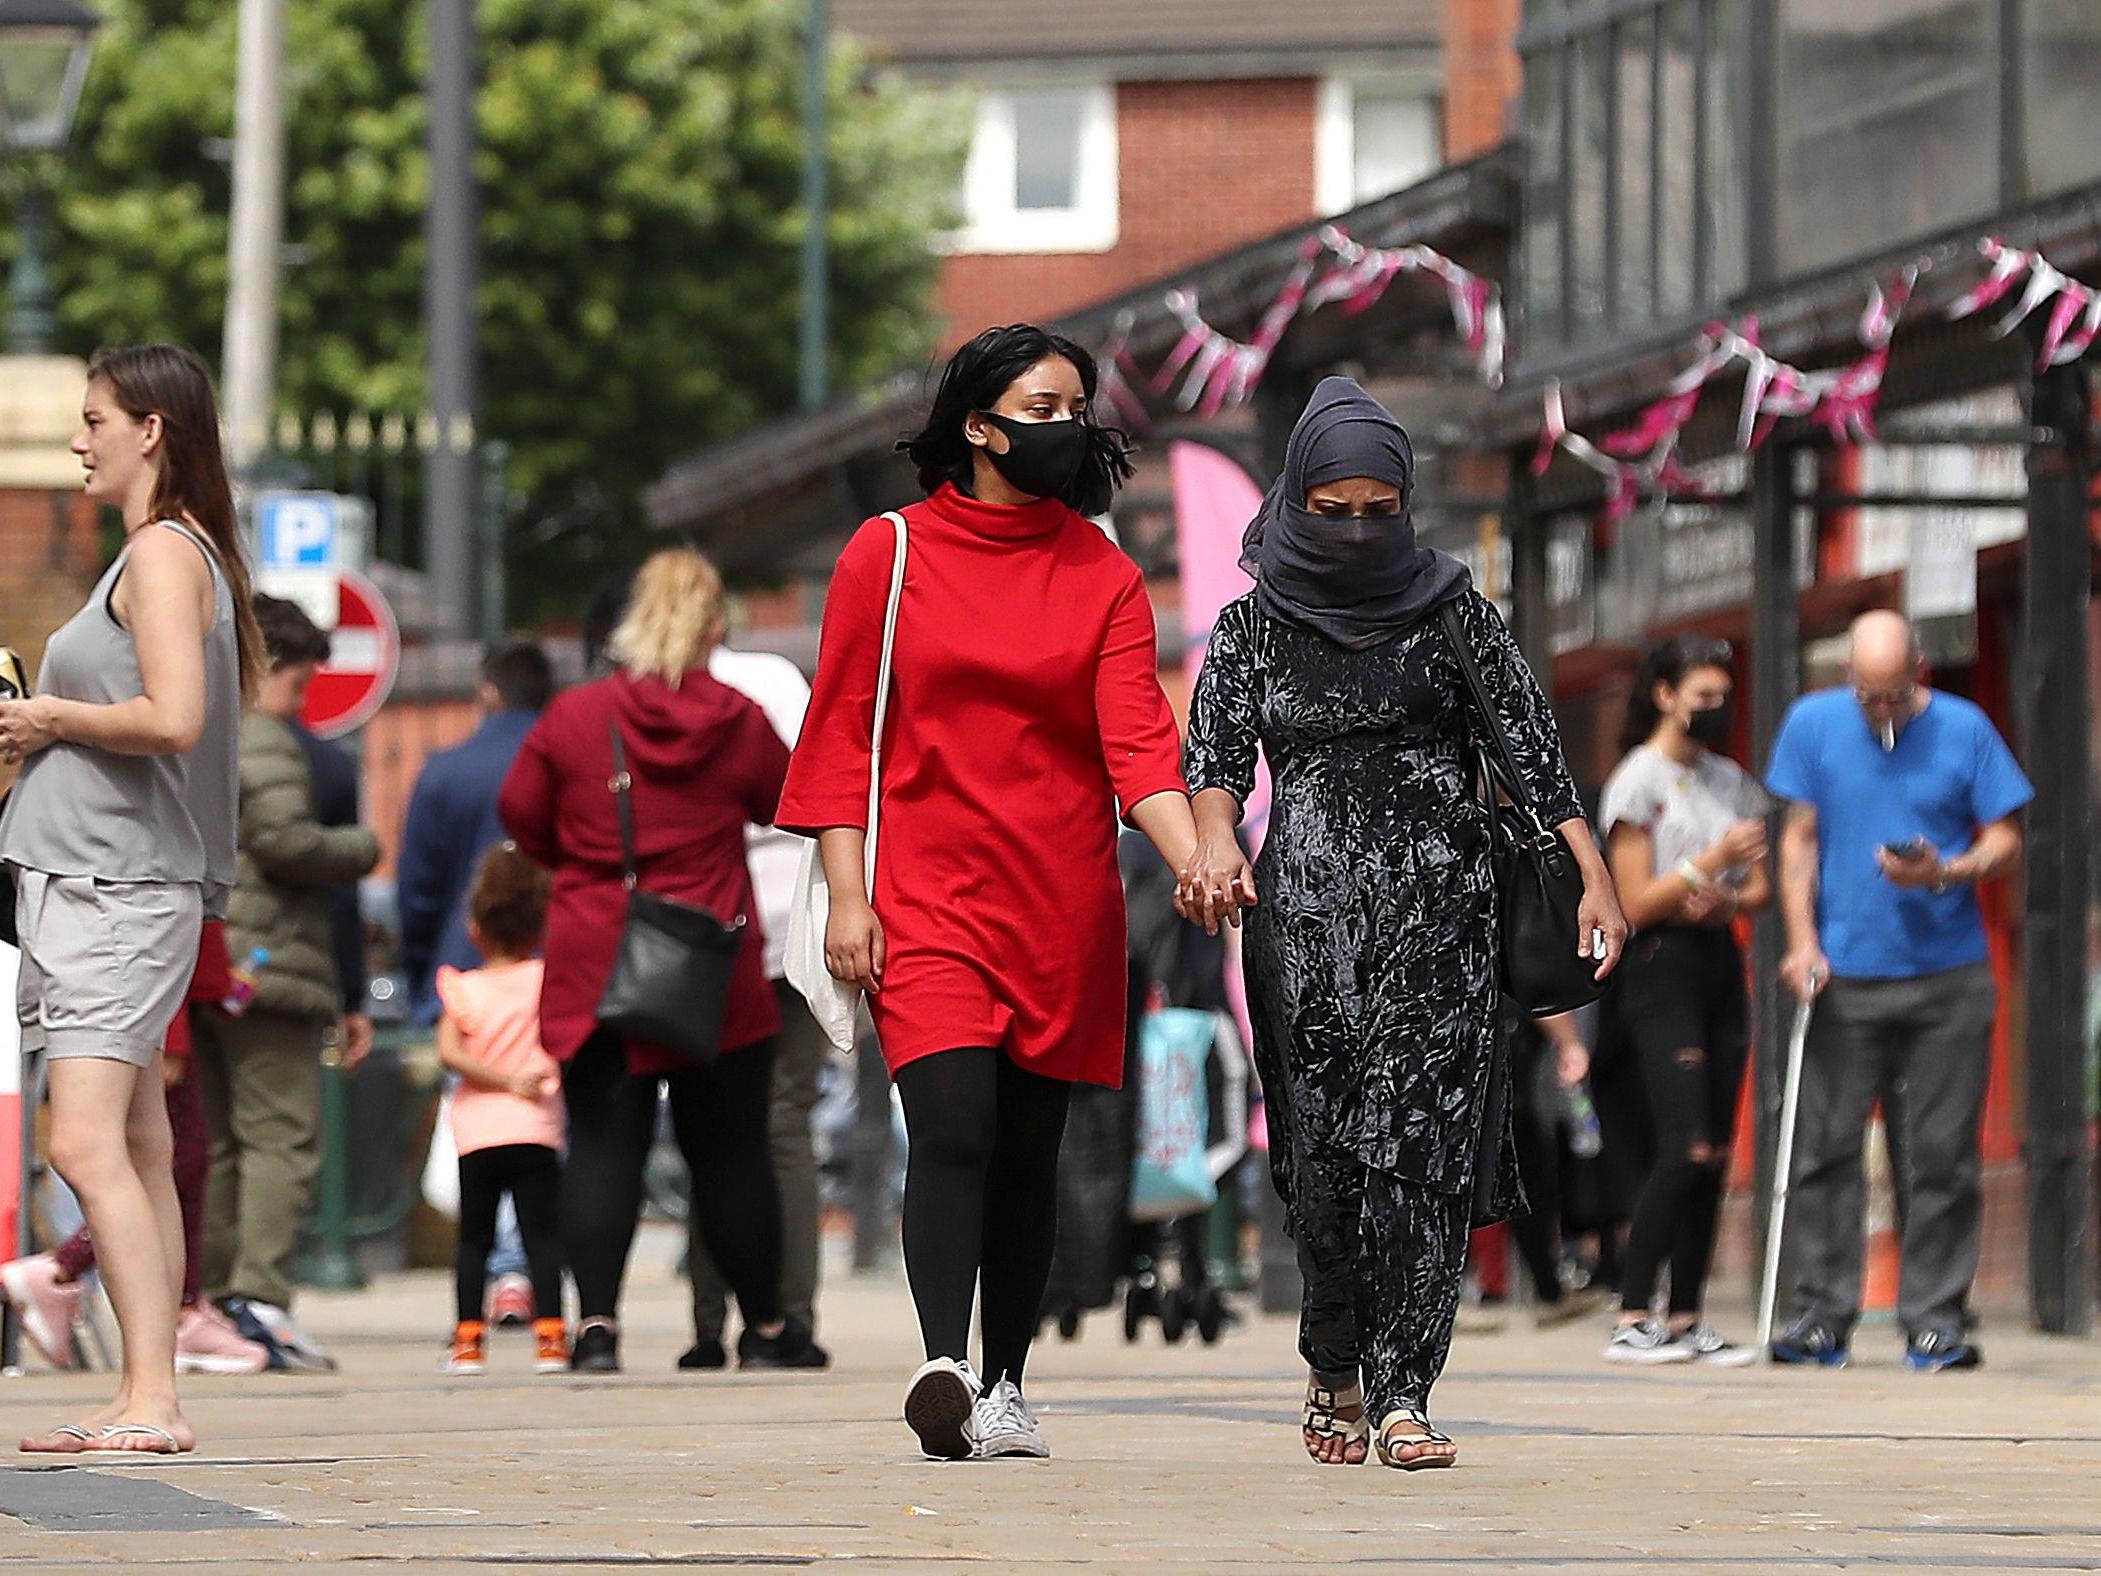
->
[[1880, 838, 1929, 861]]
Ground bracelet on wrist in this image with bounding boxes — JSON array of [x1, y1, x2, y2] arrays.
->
[[1678, 860, 1706, 893]]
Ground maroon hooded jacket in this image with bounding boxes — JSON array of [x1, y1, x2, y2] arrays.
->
[[499, 667, 788, 1075]]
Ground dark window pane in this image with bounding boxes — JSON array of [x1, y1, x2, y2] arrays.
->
[[2026, 0, 2101, 196], [1522, 46, 1566, 352], [1656, 0, 1699, 316], [1570, 31, 1612, 338], [1706, 0, 1748, 297], [1012, 90, 1083, 211], [1617, 12, 1656, 328], [1776, 0, 1996, 274]]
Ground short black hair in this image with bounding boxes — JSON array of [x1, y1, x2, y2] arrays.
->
[[251, 593, 331, 670], [481, 639, 555, 712], [580, 571, 635, 675], [898, 324, 1135, 517]]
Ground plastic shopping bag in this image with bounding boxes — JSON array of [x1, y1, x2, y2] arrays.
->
[[1131, 1007, 1217, 1221]]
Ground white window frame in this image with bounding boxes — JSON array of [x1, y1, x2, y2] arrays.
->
[[947, 82, 1119, 256], [1315, 75, 1443, 217]]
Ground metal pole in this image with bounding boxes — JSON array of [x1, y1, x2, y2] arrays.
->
[[477, 439, 509, 641], [297, 1035, 367, 1291], [4, 183, 55, 354], [1508, 454, 1551, 679], [1747, 440, 1799, 1267], [424, 0, 479, 636], [798, 0, 830, 413], [2019, 335, 2095, 1335], [222, 0, 287, 473]]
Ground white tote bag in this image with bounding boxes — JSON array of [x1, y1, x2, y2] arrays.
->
[[785, 511, 908, 1051]]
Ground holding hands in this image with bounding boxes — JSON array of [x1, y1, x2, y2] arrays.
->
[[1176, 832, 1257, 936]]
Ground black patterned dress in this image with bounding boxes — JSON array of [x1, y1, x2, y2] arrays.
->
[[1185, 588, 1584, 1420]]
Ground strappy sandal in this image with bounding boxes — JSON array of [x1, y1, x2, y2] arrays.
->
[[1374, 1408, 1458, 1471], [1302, 1376, 1369, 1464]]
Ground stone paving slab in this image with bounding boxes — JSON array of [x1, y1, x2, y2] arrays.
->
[[2, 1229, 2097, 1572]]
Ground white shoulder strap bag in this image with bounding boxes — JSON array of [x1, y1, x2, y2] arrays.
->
[[784, 510, 908, 1051]]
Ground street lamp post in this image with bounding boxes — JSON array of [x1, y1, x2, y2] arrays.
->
[[0, 0, 99, 354]]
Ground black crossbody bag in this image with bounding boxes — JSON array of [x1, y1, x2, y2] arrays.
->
[[1439, 603, 1603, 1018], [594, 722, 746, 1064]]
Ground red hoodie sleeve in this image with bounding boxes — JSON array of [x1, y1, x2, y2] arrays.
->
[[776, 521, 892, 838], [731, 701, 792, 826], [499, 707, 562, 867], [166, 921, 234, 1059], [1096, 569, 1189, 823]]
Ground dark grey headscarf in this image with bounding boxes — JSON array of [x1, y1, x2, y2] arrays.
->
[[1239, 376, 1470, 650]]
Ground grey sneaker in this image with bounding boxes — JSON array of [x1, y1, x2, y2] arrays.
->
[[903, 1357, 980, 1460], [1603, 1317, 1695, 1365], [1673, 1321, 1758, 1367], [970, 1378, 1050, 1459]]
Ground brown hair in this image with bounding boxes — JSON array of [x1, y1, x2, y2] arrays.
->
[[87, 345, 266, 703], [251, 592, 331, 669], [468, 841, 550, 957]]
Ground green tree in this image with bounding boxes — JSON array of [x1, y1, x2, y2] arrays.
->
[[10, 0, 962, 620]]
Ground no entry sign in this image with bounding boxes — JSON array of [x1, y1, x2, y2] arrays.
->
[[301, 569, 400, 739]]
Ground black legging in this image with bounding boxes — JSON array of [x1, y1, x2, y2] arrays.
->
[[562, 1030, 782, 1327], [456, 1142, 564, 1325], [893, 1047, 1072, 1389], [1615, 927, 1749, 1318], [1507, 1027, 1567, 1305]]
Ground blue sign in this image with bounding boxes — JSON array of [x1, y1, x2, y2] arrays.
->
[[256, 492, 341, 570]]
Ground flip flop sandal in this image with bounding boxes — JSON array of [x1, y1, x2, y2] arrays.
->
[[19, 1423, 97, 1454], [1302, 1378, 1369, 1463], [80, 1424, 185, 1456], [1375, 1408, 1457, 1471]]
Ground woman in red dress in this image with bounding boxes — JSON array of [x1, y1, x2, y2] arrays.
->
[[501, 548, 821, 1374], [780, 325, 1201, 1461]]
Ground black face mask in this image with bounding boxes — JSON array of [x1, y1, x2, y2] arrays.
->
[[978, 412, 1087, 502], [1686, 699, 1734, 748]]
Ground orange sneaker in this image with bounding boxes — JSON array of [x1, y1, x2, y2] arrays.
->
[[533, 1318, 570, 1374], [443, 1320, 486, 1375]]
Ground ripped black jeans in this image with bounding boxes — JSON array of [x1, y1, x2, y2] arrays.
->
[[1615, 925, 1748, 1319]]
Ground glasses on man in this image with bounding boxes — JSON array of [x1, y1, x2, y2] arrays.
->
[[1853, 683, 1916, 708]]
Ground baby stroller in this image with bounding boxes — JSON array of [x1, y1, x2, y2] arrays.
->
[[1122, 1000, 1250, 1345]]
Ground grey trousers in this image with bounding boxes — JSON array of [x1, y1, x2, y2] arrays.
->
[[1788, 962, 1995, 1337], [690, 980, 828, 1337], [1292, 1147, 1473, 1427]]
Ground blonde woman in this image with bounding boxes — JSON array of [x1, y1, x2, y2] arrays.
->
[[499, 548, 819, 1371]]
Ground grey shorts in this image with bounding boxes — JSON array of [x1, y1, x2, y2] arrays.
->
[[12, 868, 204, 1067]]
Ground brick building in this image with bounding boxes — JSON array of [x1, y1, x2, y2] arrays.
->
[[833, 0, 1513, 343]]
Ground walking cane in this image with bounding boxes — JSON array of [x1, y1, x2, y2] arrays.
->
[[1755, 985, 1817, 1361]]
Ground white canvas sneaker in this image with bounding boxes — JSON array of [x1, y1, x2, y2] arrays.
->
[[970, 1379, 1051, 1459], [903, 1356, 980, 1460]]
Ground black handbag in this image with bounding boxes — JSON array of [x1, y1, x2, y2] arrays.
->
[[594, 722, 746, 1064], [1439, 603, 1604, 1018]]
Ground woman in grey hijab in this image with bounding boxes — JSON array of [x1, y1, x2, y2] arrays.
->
[[1181, 378, 1624, 1470]]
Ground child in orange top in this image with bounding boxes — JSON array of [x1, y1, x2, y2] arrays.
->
[[436, 843, 566, 1375]]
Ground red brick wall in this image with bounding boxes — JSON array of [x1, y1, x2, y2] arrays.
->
[[938, 78, 1321, 344], [0, 487, 105, 676], [1443, 0, 1520, 160]]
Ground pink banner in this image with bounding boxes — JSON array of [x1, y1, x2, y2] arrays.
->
[[1170, 440, 1270, 855]]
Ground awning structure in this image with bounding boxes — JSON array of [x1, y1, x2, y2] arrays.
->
[[641, 147, 1520, 582]]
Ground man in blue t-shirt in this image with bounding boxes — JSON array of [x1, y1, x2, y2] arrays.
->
[[1764, 611, 2031, 1372]]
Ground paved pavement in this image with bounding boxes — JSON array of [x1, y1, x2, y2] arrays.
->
[[2, 1225, 2098, 1572]]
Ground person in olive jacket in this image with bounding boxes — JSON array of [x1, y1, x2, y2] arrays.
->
[[193, 596, 379, 1371]]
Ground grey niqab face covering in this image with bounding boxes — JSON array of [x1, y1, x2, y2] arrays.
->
[[1238, 376, 1470, 650]]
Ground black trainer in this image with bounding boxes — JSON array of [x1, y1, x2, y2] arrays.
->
[[738, 1315, 830, 1370], [570, 1319, 620, 1373], [1906, 1327, 1982, 1372], [678, 1339, 728, 1371], [1769, 1314, 1849, 1368]]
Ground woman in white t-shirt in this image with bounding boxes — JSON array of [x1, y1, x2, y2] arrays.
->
[[1596, 636, 1770, 1367]]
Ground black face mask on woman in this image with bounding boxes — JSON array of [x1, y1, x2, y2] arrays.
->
[[1686, 698, 1734, 748], [977, 412, 1087, 501]]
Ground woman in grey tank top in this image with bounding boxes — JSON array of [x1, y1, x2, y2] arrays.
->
[[0, 346, 262, 1456]]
